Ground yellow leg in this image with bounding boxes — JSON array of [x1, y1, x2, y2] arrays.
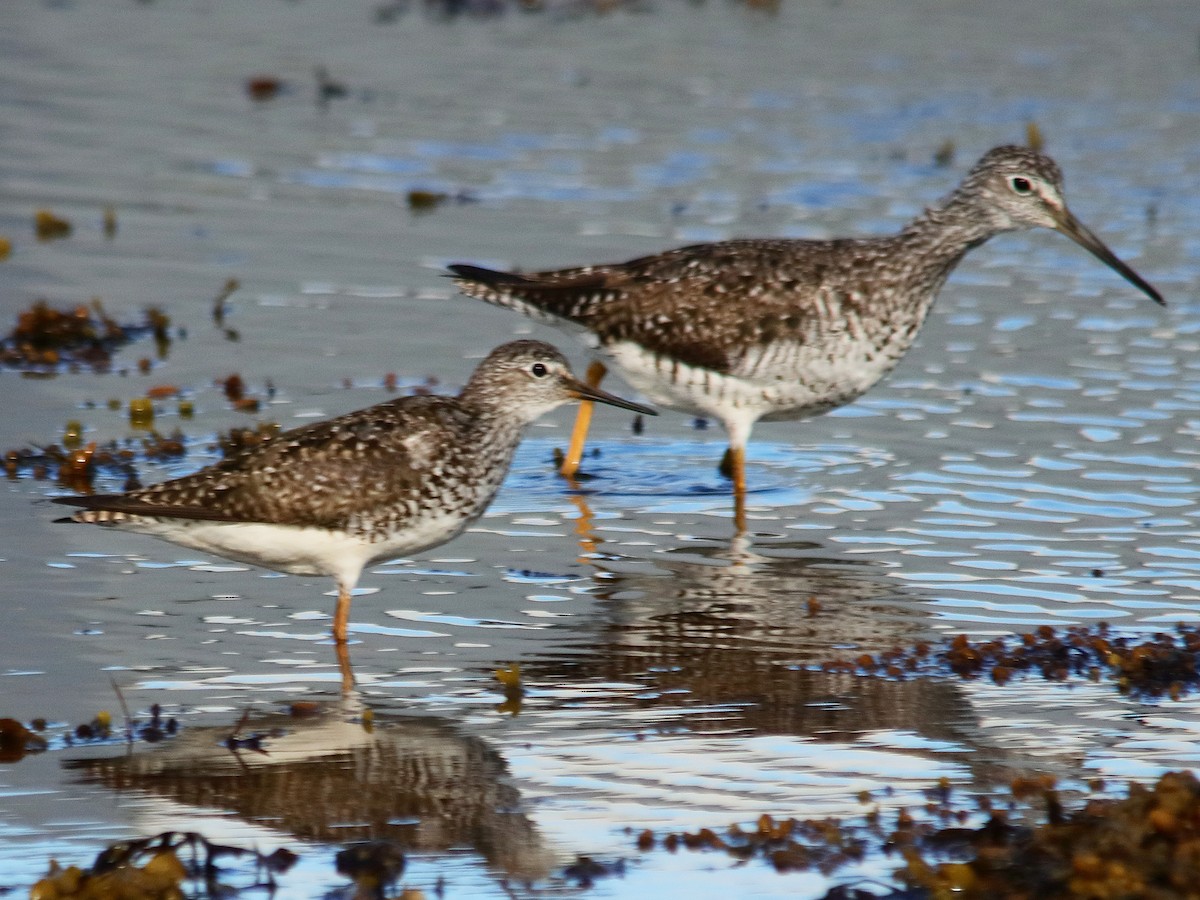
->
[[333, 583, 352, 644], [560, 360, 608, 478], [335, 638, 355, 693], [730, 444, 747, 534]]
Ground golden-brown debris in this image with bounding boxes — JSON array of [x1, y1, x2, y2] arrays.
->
[[0, 717, 48, 762], [245, 76, 283, 101], [34, 209, 72, 241], [822, 623, 1200, 700], [1, 300, 170, 372], [639, 772, 1200, 899]]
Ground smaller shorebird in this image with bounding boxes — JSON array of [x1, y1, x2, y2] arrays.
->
[[449, 145, 1164, 529], [53, 341, 655, 646]]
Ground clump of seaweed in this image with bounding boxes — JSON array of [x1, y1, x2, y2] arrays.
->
[[244, 75, 284, 102], [30, 831, 298, 900], [563, 855, 625, 888], [493, 663, 524, 716], [1, 300, 170, 373], [895, 770, 1200, 899], [70, 697, 180, 749], [5, 431, 186, 493], [820, 623, 1200, 700], [0, 717, 49, 762], [34, 209, 72, 241], [638, 771, 1200, 899], [637, 813, 869, 875], [335, 841, 406, 899], [2, 704, 179, 765], [404, 189, 477, 214]]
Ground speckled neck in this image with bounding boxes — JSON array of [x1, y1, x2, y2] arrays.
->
[[881, 184, 1015, 320]]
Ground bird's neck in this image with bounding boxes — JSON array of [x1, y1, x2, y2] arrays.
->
[[457, 397, 529, 460], [885, 189, 1010, 312]]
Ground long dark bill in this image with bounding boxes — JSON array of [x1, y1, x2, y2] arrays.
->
[[568, 377, 657, 416], [1050, 206, 1165, 306]]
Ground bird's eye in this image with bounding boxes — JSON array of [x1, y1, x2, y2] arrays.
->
[[530, 363, 548, 378], [1009, 176, 1034, 195]]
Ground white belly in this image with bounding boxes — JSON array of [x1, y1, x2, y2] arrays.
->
[[603, 338, 901, 427], [114, 509, 472, 587]]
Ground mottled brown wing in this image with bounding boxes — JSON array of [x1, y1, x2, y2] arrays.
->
[[53, 396, 470, 529], [454, 240, 859, 374]]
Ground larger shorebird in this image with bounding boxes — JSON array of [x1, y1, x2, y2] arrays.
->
[[53, 341, 655, 646], [450, 145, 1164, 529]]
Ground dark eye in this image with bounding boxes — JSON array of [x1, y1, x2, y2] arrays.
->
[[530, 363, 548, 378], [1009, 176, 1033, 195]]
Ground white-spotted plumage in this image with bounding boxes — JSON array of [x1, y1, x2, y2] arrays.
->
[[54, 340, 655, 643]]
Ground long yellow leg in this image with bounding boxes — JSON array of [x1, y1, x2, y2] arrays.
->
[[560, 360, 608, 478], [332, 583, 357, 691], [333, 583, 352, 644], [335, 638, 355, 693], [730, 444, 747, 534]]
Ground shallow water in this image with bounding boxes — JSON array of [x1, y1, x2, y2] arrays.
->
[[1, 0, 1199, 895]]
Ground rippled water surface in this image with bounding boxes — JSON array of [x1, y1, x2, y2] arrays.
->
[[2, 0, 1199, 896]]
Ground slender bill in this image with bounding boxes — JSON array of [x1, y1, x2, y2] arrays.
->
[[1050, 206, 1165, 306], [566, 377, 657, 416]]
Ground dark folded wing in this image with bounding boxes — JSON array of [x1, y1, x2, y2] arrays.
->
[[54, 396, 470, 530], [451, 240, 860, 375]]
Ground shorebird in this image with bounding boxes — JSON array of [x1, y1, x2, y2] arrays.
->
[[53, 341, 655, 646], [449, 145, 1164, 529]]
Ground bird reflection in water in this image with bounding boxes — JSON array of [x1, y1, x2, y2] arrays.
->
[[551, 498, 977, 750], [63, 693, 553, 887]]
